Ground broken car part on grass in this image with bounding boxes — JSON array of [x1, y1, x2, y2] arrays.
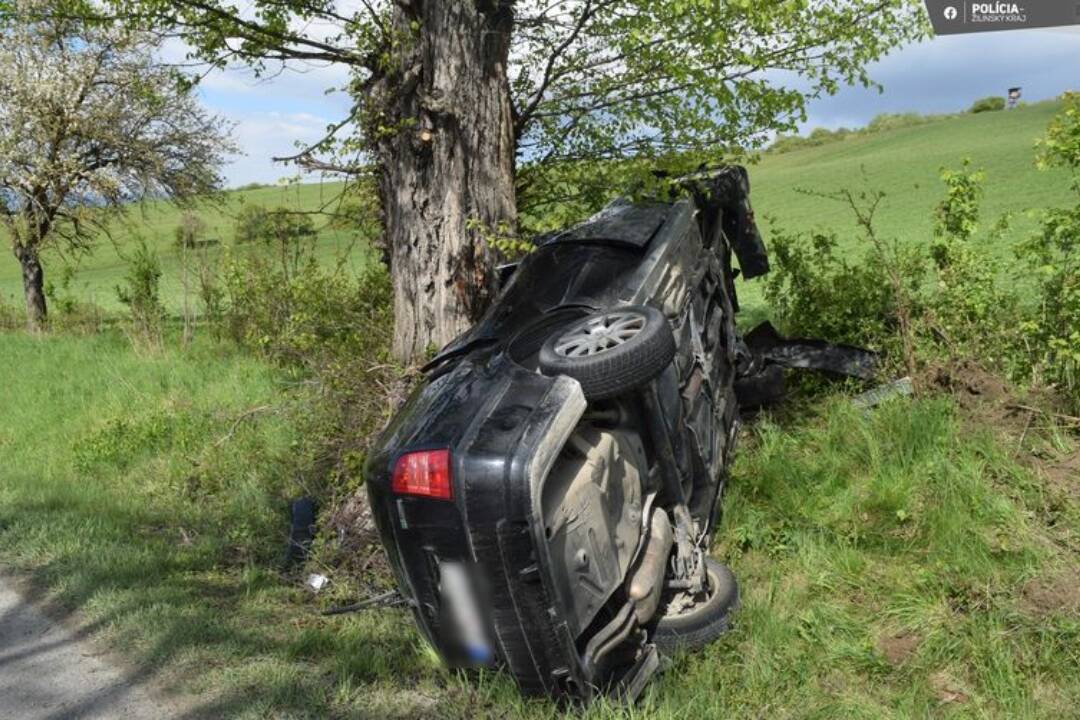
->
[[361, 166, 876, 701]]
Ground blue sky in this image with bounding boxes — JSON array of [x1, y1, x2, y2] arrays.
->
[[196, 27, 1079, 188]]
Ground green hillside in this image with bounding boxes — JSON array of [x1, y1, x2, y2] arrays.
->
[[749, 100, 1073, 244], [730, 100, 1072, 312], [0, 180, 364, 314], [0, 100, 1071, 318]]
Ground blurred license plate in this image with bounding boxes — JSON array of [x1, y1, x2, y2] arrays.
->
[[439, 561, 494, 665]]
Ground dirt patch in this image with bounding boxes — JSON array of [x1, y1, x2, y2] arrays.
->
[[922, 360, 1026, 432], [1037, 450, 1080, 503], [924, 360, 1080, 498], [878, 630, 920, 666], [929, 671, 970, 706], [1021, 568, 1080, 617]]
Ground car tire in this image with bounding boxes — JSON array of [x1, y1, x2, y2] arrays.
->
[[538, 305, 676, 401], [650, 558, 738, 656]]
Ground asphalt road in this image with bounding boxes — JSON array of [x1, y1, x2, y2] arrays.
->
[[0, 576, 182, 720]]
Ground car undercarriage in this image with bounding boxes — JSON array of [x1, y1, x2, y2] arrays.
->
[[365, 167, 875, 700]]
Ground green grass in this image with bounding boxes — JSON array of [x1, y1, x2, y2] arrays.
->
[[749, 100, 1074, 242], [3, 101, 1070, 322], [735, 99, 1075, 313], [1, 101, 1077, 717], [1, 331, 1076, 718], [0, 180, 368, 314]]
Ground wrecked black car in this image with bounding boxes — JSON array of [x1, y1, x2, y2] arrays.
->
[[364, 167, 874, 701]]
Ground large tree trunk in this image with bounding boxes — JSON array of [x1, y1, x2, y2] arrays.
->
[[13, 243, 47, 331], [373, 1, 517, 363]]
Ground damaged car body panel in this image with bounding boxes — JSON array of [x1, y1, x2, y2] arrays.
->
[[366, 166, 876, 701]]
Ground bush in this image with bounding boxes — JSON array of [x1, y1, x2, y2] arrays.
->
[[768, 127, 853, 154], [116, 238, 165, 347], [174, 211, 208, 248], [763, 228, 921, 353], [1023, 91, 1080, 403], [0, 296, 22, 329], [865, 112, 928, 133], [925, 162, 1023, 368], [969, 96, 1006, 114], [765, 112, 945, 155], [765, 130, 1079, 410], [233, 204, 317, 252], [219, 202, 398, 497]]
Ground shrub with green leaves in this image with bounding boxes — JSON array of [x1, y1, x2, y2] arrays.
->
[[220, 222, 397, 497], [925, 161, 1023, 369], [233, 204, 317, 255], [174, 210, 208, 248], [763, 228, 921, 352], [1021, 91, 1080, 403], [116, 238, 165, 346], [969, 96, 1006, 114], [762, 101, 1079, 409]]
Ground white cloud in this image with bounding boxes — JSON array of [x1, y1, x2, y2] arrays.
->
[[155, 33, 356, 186], [219, 109, 338, 186], [197, 65, 354, 186]]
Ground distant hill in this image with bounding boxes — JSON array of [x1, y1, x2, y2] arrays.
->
[[748, 99, 1073, 248]]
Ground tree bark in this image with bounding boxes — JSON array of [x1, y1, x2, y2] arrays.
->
[[13, 243, 47, 331], [373, 1, 517, 363]]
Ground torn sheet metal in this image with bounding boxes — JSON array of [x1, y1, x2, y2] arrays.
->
[[743, 321, 877, 380], [734, 321, 878, 409]]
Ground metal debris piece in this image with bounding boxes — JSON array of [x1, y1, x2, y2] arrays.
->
[[852, 377, 914, 410], [321, 589, 406, 616], [743, 321, 878, 380], [734, 322, 879, 410]]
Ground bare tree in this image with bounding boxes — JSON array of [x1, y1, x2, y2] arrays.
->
[[0, 1, 234, 330]]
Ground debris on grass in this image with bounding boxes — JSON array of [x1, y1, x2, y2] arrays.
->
[[306, 573, 330, 592], [322, 490, 386, 576], [852, 376, 913, 410]]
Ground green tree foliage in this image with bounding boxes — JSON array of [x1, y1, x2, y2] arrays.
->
[[88, 0, 927, 175], [79, 0, 927, 360], [0, 0, 233, 331]]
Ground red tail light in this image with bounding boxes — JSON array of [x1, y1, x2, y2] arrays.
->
[[391, 449, 453, 500]]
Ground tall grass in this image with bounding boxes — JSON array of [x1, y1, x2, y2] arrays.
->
[[1, 331, 1074, 718]]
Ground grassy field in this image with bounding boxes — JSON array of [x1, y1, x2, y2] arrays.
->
[[0, 180, 368, 314], [0, 332, 1076, 718], [1, 100, 1070, 320], [0, 100, 1077, 717], [748, 100, 1074, 242], [734, 99, 1076, 313]]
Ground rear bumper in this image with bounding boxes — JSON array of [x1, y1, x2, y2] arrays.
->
[[366, 357, 594, 696]]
